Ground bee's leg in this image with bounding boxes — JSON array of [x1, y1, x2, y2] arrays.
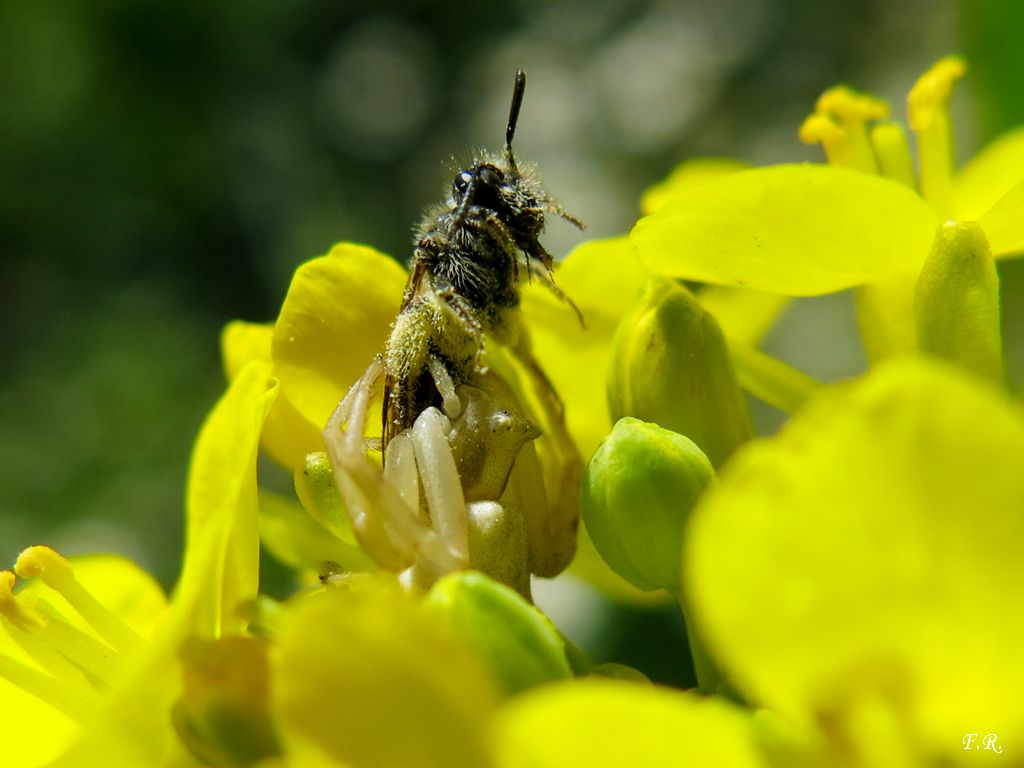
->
[[323, 357, 459, 574], [547, 201, 586, 231], [431, 280, 487, 371], [509, 327, 582, 575], [469, 209, 526, 279], [432, 281, 483, 339], [523, 254, 585, 328]]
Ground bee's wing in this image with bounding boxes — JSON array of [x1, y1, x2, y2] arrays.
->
[[399, 258, 428, 311], [382, 371, 396, 449]]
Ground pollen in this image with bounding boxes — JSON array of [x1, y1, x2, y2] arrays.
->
[[799, 112, 877, 173], [0, 569, 45, 631], [15, 546, 143, 654], [815, 85, 889, 124], [908, 56, 967, 132], [798, 113, 843, 147]]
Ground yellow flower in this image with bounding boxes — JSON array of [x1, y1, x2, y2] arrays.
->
[[253, 570, 768, 768], [685, 356, 1024, 764], [0, 362, 278, 766], [0, 551, 166, 766], [223, 240, 655, 599], [632, 56, 1024, 372]]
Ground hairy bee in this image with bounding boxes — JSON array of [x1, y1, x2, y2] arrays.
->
[[381, 68, 584, 449]]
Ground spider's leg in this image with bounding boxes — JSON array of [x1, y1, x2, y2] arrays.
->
[[508, 329, 581, 576], [323, 357, 455, 573]]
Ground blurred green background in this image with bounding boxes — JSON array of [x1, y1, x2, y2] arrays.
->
[[2, 0, 1022, 686]]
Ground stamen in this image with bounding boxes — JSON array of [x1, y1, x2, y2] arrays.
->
[[0, 606, 100, 696], [801, 86, 889, 173], [0, 570, 43, 632], [870, 122, 916, 189], [28, 598, 122, 682], [0, 571, 81, 683], [908, 56, 967, 218], [798, 114, 862, 171], [0, 571, 106, 721], [0, 651, 99, 724], [815, 86, 889, 124], [15, 547, 143, 655]]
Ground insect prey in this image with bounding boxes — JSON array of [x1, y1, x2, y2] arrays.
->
[[382, 68, 584, 450]]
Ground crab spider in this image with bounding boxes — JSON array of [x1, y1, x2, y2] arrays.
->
[[323, 354, 575, 600]]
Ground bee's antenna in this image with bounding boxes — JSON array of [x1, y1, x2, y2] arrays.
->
[[505, 69, 526, 172]]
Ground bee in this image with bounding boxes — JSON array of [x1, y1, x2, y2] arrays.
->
[[324, 69, 583, 594], [381, 68, 584, 450]]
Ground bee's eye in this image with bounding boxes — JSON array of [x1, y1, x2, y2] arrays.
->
[[453, 171, 473, 198], [479, 166, 504, 188]]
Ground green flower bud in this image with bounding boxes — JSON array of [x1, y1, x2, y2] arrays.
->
[[608, 278, 752, 468], [173, 637, 280, 767], [914, 221, 1003, 384], [294, 451, 355, 542], [582, 417, 714, 593], [422, 571, 572, 695], [589, 662, 652, 683]]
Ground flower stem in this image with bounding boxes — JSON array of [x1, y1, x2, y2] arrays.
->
[[728, 342, 820, 414]]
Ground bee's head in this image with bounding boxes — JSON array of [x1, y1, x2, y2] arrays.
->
[[451, 69, 527, 214], [451, 163, 505, 209]]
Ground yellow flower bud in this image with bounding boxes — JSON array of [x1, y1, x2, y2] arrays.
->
[[608, 278, 752, 468], [914, 221, 1003, 384]]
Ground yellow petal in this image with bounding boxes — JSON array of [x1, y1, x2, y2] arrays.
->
[[953, 125, 1024, 221], [271, 243, 406, 435], [273, 578, 498, 768], [632, 164, 939, 295], [696, 285, 789, 347], [640, 157, 749, 215], [0, 674, 78, 766], [180, 360, 279, 636], [222, 320, 273, 379], [492, 679, 767, 768], [686, 357, 1024, 762], [256, 395, 324, 474], [854, 271, 919, 362], [222, 320, 323, 471], [979, 177, 1024, 258], [520, 236, 649, 460]]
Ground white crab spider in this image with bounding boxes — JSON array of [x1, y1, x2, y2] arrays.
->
[[323, 354, 574, 600]]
